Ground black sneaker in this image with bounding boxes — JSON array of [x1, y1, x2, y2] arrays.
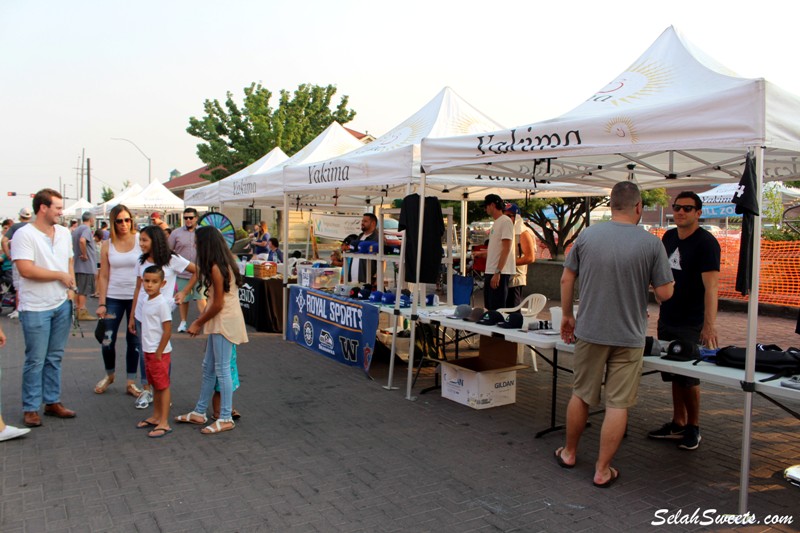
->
[[647, 421, 686, 440], [678, 425, 701, 450]]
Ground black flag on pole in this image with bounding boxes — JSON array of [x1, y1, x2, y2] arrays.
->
[[732, 154, 759, 296]]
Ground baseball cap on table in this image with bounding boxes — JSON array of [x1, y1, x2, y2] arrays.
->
[[19, 207, 32, 218], [496, 312, 523, 329], [476, 310, 505, 326], [662, 339, 699, 362], [503, 203, 520, 215], [463, 307, 486, 322], [448, 304, 472, 319]]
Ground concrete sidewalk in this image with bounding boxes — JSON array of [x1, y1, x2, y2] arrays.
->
[[0, 305, 798, 532]]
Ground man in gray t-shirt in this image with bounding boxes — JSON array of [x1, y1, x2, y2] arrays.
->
[[554, 182, 674, 489], [72, 211, 97, 320]]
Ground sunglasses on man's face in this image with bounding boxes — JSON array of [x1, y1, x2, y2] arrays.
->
[[672, 204, 698, 213], [184, 216, 195, 220], [115, 218, 132, 224]]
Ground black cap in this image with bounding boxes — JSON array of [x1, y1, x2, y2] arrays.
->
[[448, 304, 472, 319], [483, 194, 504, 209], [662, 339, 699, 362], [476, 310, 505, 326], [342, 234, 359, 245], [496, 312, 523, 329]]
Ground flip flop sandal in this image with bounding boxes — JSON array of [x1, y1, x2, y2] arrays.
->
[[94, 375, 114, 394], [593, 467, 620, 488], [554, 447, 575, 469], [174, 411, 207, 425], [136, 419, 158, 429], [148, 427, 173, 438], [201, 420, 235, 435]]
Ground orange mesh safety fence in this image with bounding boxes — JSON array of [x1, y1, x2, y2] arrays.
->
[[532, 229, 800, 308]]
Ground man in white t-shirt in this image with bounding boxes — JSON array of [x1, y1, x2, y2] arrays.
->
[[13, 189, 77, 428], [480, 194, 515, 310]]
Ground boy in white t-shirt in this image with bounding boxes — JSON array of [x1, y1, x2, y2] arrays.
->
[[135, 265, 173, 438]]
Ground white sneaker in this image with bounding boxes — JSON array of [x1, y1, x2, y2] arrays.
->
[[8, 310, 19, 319], [0, 425, 31, 442], [135, 389, 153, 409], [177, 321, 187, 333]]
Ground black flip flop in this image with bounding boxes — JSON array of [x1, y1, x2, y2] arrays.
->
[[554, 447, 575, 469], [136, 419, 157, 429], [593, 467, 620, 488], [148, 427, 173, 439]]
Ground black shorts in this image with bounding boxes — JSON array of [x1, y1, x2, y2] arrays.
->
[[657, 321, 702, 387]]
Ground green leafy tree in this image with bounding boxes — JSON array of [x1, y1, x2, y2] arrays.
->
[[520, 188, 669, 261], [187, 83, 356, 182], [101, 186, 115, 203]]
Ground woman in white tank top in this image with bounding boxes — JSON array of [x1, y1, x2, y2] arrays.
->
[[94, 205, 143, 397]]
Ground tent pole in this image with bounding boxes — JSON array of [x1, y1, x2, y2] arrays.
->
[[738, 146, 764, 514], [282, 193, 289, 341], [383, 229, 405, 391], [405, 173, 428, 401], [461, 195, 468, 275]]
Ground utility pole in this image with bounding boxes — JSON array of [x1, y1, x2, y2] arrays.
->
[[86, 158, 91, 203], [80, 148, 85, 199]]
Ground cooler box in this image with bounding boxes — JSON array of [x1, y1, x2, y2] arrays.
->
[[298, 266, 342, 290]]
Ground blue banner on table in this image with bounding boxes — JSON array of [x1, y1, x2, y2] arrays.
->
[[288, 285, 379, 374]]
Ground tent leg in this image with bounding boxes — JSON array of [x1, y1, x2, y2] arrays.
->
[[738, 147, 764, 515], [405, 173, 428, 401]]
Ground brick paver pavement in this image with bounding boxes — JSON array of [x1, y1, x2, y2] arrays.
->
[[1, 302, 798, 532]]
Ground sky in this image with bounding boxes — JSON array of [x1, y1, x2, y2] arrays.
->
[[2, 0, 798, 219]]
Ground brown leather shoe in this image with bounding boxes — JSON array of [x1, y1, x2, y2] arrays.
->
[[23, 411, 42, 427], [44, 403, 76, 418]]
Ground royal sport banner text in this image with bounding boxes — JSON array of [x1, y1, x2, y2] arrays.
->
[[288, 285, 378, 375]]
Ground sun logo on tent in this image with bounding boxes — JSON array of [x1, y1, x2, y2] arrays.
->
[[452, 114, 492, 135], [365, 117, 430, 153], [604, 116, 640, 144], [590, 60, 672, 107]]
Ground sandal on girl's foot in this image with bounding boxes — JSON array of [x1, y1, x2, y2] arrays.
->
[[212, 409, 241, 420], [201, 420, 235, 435], [174, 411, 207, 425], [148, 427, 173, 438], [126, 383, 143, 397], [94, 375, 115, 394]]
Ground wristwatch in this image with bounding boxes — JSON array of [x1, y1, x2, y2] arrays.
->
[[495, 271, 501, 275]]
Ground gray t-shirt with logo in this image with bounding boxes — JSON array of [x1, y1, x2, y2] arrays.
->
[[564, 221, 672, 347]]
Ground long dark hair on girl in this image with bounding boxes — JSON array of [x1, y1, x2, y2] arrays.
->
[[195, 226, 242, 295], [139, 225, 175, 267]]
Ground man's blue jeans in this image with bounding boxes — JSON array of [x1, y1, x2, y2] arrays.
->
[[20, 299, 72, 412]]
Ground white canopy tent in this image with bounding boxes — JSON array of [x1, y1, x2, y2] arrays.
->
[[699, 182, 800, 204], [91, 184, 143, 217], [420, 26, 800, 513], [63, 198, 94, 218], [183, 147, 290, 207], [121, 180, 186, 213]]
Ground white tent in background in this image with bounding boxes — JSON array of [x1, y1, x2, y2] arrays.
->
[[235, 122, 367, 206], [122, 180, 186, 213], [91, 184, 143, 217], [420, 26, 800, 513], [183, 147, 290, 207], [699, 182, 800, 204], [63, 198, 94, 218]]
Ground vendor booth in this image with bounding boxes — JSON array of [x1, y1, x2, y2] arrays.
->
[[420, 26, 800, 513]]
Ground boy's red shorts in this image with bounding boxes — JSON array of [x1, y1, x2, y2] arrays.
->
[[144, 352, 171, 391]]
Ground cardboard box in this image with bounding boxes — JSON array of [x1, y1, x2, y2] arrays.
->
[[440, 356, 527, 410]]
